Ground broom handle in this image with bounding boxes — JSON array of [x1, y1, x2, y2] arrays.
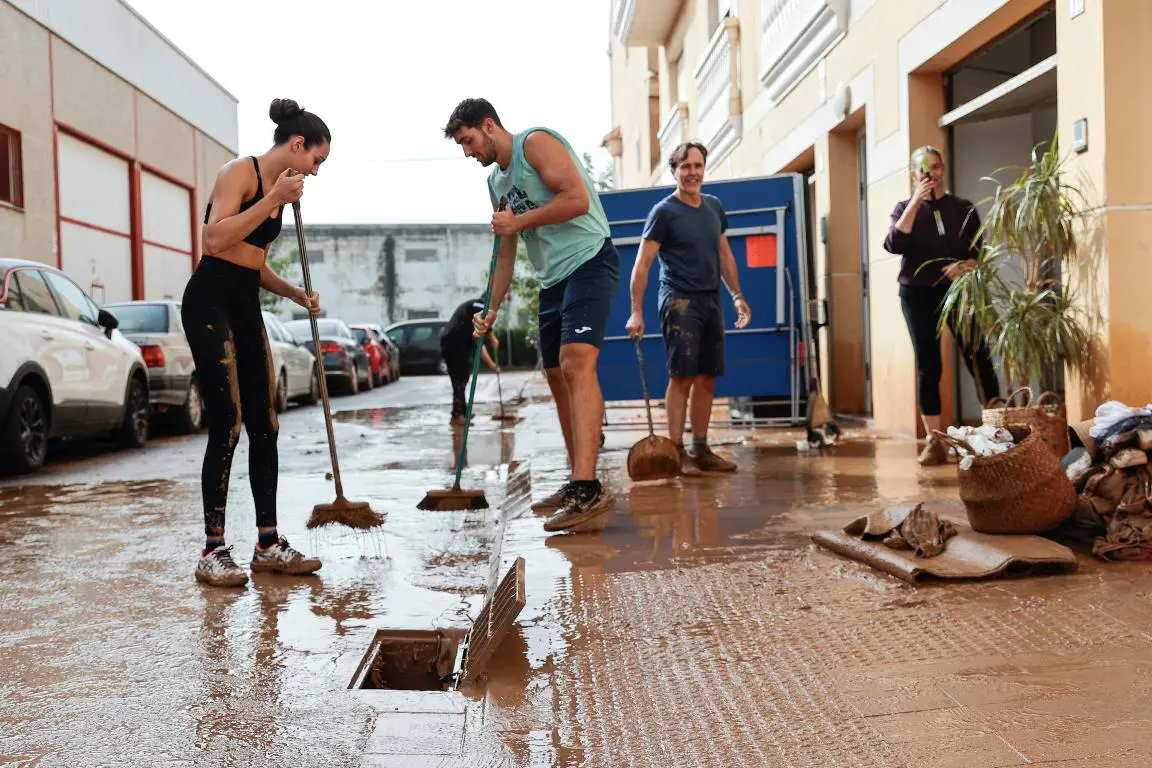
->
[[634, 337, 656, 438], [454, 199, 507, 489], [291, 196, 344, 498]]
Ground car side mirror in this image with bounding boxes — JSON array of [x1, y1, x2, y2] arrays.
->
[[97, 308, 119, 338]]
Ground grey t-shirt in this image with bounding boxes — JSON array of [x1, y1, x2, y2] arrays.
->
[[641, 193, 728, 296]]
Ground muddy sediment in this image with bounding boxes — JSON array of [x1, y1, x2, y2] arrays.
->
[[3, 373, 1152, 766]]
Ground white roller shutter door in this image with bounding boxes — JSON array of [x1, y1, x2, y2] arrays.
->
[[57, 133, 132, 304], [141, 171, 193, 300]]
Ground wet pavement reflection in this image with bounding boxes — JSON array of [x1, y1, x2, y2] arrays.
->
[[4, 372, 1152, 766]]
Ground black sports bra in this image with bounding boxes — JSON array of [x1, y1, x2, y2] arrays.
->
[[202, 156, 284, 250]]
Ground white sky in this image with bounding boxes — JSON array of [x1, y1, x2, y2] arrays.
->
[[122, 0, 614, 225]]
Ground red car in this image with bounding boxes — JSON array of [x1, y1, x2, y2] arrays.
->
[[350, 324, 391, 387]]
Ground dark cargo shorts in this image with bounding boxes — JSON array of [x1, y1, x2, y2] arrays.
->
[[538, 238, 620, 370], [660, 290, 726, 378]]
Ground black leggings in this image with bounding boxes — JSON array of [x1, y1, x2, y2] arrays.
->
[[441, 337, 471, 419], [182, 256, 279, 536], [900, 283, 1000, 417]]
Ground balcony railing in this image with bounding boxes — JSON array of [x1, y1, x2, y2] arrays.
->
[[759, 0, 849, 102], [653, 101, 689, 184], [693, 17, 742, 167]]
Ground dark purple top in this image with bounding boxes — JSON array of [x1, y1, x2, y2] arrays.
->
[[883, 193, 982, 287]]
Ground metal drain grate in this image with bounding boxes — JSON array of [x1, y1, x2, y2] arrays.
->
[[460, 555, 526, 685]]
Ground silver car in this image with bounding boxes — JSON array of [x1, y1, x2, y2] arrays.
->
[[104, 300, 201, 433], [262, 311, 320, 411]]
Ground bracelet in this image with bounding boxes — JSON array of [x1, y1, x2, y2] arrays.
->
[[731, 291, 745, 303]]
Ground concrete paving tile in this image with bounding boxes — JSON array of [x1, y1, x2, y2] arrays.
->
[[890, 734, 1028, 768], [365, 712, 466, 756], [864, 706, 989, 745], [841, 680, 959, 717]]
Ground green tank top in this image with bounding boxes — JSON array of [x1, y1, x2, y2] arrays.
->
[[487, 127, 610, 289]]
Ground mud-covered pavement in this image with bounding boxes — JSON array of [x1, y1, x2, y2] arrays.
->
[[3, 371, 1152, 767]]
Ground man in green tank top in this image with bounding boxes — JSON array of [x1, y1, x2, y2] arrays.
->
[[443, 98, 619, 534]]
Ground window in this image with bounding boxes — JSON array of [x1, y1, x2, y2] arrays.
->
[[13, 271, 59, 315], [405, 248, 438, 262], [0, 124, 22, 208], [309, 248, 325, 264], [407, 309, 439, 320], [386, 328, 406, 345], [409, 325, 437, 344], [2, 272, 24, 310], [108, 303, 169, 333], [44, 272, 99, 326]]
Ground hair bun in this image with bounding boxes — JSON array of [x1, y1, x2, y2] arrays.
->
[[269, 98, 303, 125]]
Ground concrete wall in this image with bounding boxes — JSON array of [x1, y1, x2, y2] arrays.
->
[[0, 0, 237, 302], [269, 225, 503, 330], [0, 2, 54, 263], [7, 0, 238, 151]]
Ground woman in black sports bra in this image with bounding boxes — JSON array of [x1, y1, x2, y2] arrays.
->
[[181, 98, 330, 588]]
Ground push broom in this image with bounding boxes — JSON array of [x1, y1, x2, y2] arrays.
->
[[418, 201, 507, 511], [288, 182, 385, 530]]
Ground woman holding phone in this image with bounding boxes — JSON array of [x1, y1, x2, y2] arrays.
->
[[883, 145, 1000, 466]]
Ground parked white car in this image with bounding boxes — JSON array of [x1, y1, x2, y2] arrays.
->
[[104, 300, 202, 433], [0, 258, 150, 474], [262, 311, 319, 411]]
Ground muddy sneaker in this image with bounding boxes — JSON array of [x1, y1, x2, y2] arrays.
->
[[918, 438, 949, 467], [690, 447, 738, 473], [250, 536, 322, 575], [195, 546, 249, 588], [531, 483, 573, 514], [543, 482, 615, 534], [678, 445, 702, 477]]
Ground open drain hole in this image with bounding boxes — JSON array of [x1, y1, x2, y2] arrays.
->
[[349, 628, 468, 691], [349, 558, 527, 693]]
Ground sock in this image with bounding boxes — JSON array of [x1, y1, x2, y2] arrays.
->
[[692, 437, 709, 453], [570, 479, 601, 499], [257, 529, 279, 550], [204, 537, 224, 555]]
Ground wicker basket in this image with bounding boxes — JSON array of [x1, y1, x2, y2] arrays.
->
[[982, 387, 1070, 458], [934, 425, 1077, 534]]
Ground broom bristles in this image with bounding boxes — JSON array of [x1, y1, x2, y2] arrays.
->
[[417, 488, 489, 511], [306, 499, 386, 530]]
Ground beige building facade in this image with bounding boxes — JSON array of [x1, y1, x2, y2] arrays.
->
[[0, 0, 238, 304], [606, 0, 1151, 435]]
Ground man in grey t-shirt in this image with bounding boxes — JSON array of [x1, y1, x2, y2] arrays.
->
[[626, 142, 751, 474]]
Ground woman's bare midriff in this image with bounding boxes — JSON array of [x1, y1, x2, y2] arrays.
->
[[206, 241, 267, 271]]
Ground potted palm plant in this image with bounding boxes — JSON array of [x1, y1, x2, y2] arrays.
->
[[938, 135, 1099, 394], [934, 135, 1101, 457]]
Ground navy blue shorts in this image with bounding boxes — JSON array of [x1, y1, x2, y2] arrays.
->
[[660, 290, 726, 378], [538, 239, 620, 370]]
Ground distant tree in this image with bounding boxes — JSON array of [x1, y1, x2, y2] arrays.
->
[[582, 151, 614, 192], [261, 246, 300, 312]]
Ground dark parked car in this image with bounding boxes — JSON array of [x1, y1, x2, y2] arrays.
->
[[284, 318, 372, 395], [384, 319, 449, 375]]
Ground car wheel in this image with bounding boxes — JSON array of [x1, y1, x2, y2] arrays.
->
[[117, 376, 149, 449], [347, 365, 359, 395], [275, 369, 288, 414], [1, 385, 49, 474], [437, 359, 449, 376], [176, 378, 205, 434]]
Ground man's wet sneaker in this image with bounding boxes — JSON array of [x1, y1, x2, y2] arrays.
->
[[690, 446, 737, 472], [251, 536, 322, 575], [678, 445, 702, 477], [531, 483, 573, 514], [195, 545, 249, 588], [543, 481, 614, 533]]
